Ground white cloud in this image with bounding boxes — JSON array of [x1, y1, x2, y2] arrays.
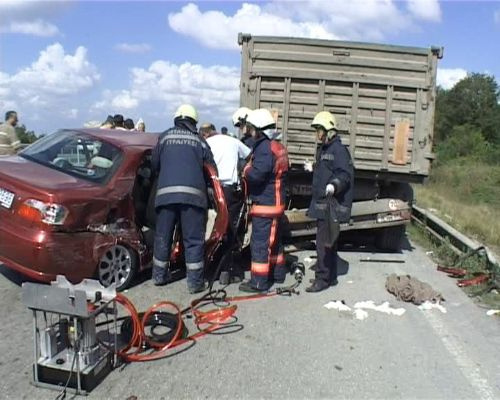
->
[[0, 19, 59, 36], [0, 0, 70, 37], [168, 3, 337, 50], [437, 68, 467, 89], [115, 43, 152, 54], [168, 1, 443, 49], [0, 43, 99, 130], [407, 0, 441, 22], [92, 60, 240, 128]]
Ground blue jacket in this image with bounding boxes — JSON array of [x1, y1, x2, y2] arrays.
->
[[245, 136, 286, 207], [152, 120, 215, 209], [307, 135, 354, 222]]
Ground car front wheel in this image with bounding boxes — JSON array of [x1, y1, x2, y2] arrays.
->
[[97, 244, 137, 290]]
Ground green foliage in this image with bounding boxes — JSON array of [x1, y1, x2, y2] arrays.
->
[[14, 124, 38, 144]]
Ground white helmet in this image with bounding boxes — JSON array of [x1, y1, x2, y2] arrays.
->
[[232, 107, 252, 127], [246, 108, 276, 130], [174, 104, 198, 122]]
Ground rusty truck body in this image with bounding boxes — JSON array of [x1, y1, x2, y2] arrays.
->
[[238, 34, 442, 251]]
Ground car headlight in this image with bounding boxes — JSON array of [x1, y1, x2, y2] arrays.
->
[[18, 199, 69, 225]]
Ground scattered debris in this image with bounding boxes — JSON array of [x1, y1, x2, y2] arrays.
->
[[425, 251, 434, 256], [346, 280, 354, 284], [386, 274, 444, 305], [418, 301, 447, 313], [486, 309, 500, 317], [457, 274, 490, 287], [437, 265, 467, 278], [304, 256, 315, 266], [354, 300, 406, 316], [360, 257, 405, 263], [334, 365, 343, 371], [323, 300, 351, 312], [353, 309, 369, 320]]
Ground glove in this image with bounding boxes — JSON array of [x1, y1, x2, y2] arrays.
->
[[325, 183, 335, 196], [303, 159, 313, 172]]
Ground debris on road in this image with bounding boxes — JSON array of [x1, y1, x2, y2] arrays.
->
[[486, 309, 499, 317], [457, 274, 490, 287], [353, 309, 369, 320], [386, 273, 444, 305], [360, 256, 405, 263], [437, 265, 467, 278], [324, 300, 351, 312], [354, 300, 406, 316], [418, 301, 447, 313]]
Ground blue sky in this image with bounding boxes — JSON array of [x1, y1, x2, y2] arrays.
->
[[0, 0, 499, 134]]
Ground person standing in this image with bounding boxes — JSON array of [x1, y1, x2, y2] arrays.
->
[[306, 111, 354, 293], [114, 114, 127, 131], [206, 123, 251, 283], [0, 111, 21, 156], [239, 109, 289, 293], [151, 104, 216, 294], [136, 118, 146, 132], [232, 107, 254, 148]]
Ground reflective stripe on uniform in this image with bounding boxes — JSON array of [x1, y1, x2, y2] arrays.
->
[[269, 252, 285, 265], [156, 185, 205, 199], [0, 144, 12, 148], [251, 262, 270, 275], [250, 204, 284, 217], [0, 132, 9, 137], [160, 133, 201, 146], [153, 256, 168, 268], [186, 261, 204, 271]]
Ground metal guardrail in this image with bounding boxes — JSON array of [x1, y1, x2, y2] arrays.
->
[[411, 205, 499, 274]]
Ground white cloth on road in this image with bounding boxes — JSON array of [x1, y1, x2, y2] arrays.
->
[[354, 300, 406, 316], [418, 301, 447, 313], [207, 133, 250, 186]]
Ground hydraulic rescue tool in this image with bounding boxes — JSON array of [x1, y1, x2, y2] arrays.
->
[[22, 276, 118, 395]]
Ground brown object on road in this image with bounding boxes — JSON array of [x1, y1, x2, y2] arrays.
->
[[385, 273, 444, 305]]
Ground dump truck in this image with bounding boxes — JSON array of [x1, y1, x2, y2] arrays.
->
[[238, 33, 443, 251]]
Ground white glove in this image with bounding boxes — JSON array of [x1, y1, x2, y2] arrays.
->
[[303, 159, 313, 172], [325, 184, 335, 196]]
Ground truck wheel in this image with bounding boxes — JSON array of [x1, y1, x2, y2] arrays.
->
[[97, 245, 137, 291], [375, 226, 406, 252]]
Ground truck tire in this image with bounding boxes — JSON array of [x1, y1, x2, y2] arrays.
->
[[375, 226, 406, 252]]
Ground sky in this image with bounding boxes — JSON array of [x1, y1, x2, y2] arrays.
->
[[0, 0, 499, 135]]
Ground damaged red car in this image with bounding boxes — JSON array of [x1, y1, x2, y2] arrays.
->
[[0, 129, 228, 290]]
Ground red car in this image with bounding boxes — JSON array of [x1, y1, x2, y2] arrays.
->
[[0, 129, 228, 290]]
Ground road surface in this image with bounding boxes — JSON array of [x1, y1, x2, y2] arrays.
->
[[0, 238, 498, 400]]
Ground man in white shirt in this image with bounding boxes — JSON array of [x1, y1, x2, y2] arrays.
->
[[204, 124, 251, 283]]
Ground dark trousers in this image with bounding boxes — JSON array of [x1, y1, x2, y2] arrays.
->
[[221, 185, 244, 277], [315, 219, 338, 285], [249, 215, 286, 290], [154, 204, 205, 289]]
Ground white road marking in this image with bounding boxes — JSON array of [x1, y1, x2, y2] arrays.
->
[[423, 309, 496, 400]]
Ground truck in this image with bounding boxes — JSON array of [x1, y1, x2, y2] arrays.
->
[[238, 33, 443, 252]]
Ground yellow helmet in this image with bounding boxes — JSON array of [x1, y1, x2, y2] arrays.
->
[[246, 108, 275, 130], [232, 107, 252, 127], [174, 104, 198, 122], [311, 111, 336, 131]]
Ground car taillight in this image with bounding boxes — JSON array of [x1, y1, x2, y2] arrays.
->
[[17, 199, 68, 225]]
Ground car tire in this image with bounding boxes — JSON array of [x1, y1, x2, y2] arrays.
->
[[375, 226, 406, 252], [97, 244, 137, 291]]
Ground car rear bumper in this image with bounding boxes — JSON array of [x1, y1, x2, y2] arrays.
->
[[0, 214, 101, 283]]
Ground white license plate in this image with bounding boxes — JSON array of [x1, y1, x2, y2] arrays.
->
[[0, 188, 14, 209]]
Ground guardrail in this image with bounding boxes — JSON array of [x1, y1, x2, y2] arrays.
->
[[411, 205, 499, 275]]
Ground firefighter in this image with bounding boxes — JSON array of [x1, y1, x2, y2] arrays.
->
[[239, 109, 289, 293], [232, 107, 254, 148], [306, 111, 354, 293], [151, 104, 216, 294], [0, 111, 21, 156]]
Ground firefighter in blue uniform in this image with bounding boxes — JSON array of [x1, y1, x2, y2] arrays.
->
[[151, 104, 216, 293], [239, 109, 289, 293], [306, 111, 354, 293]]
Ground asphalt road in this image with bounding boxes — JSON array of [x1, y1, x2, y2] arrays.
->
[[0, 238, 499, 400]]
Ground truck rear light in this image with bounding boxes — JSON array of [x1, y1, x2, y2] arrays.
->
[[17, 199, 68, 225]]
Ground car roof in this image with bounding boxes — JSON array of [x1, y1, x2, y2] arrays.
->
[[63, 128, 160, 148]]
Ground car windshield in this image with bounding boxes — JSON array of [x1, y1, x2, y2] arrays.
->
[[20, 130, 122, 184]]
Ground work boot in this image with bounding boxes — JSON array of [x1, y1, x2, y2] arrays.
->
[[239, 281, 268, 293], [305, 280, 330, 293], [189, 282, 208, 294], [309, 278, 338, 286], [153, 265, 171, 286]]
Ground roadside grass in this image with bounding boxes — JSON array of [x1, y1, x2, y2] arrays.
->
[[407, 224, 500, 310], [414, 160, 500, 252]]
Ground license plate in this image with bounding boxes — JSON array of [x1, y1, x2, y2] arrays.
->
[[0, 188, 14, 209]]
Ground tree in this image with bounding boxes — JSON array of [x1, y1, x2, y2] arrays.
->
[[434, 73, 500, 145], [14, 124, 38, 144]]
